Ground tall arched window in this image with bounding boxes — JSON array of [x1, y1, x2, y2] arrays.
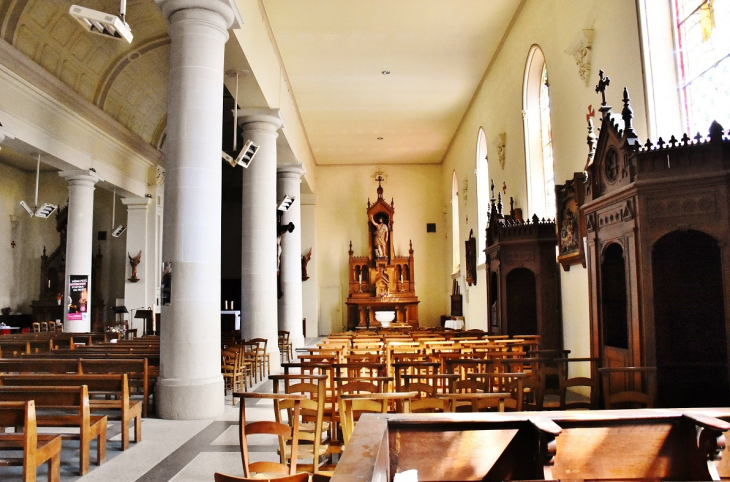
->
[[452, 171, 460, 274], [476, 128, 489, 264], [674, 0, 730, 135], [523, 45, 556, 219]]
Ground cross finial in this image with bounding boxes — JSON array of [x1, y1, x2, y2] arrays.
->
[[595, 70, 610, 107]]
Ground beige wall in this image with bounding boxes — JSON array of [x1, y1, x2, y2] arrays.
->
[[441, 0, 648, 373], [315, 164, 447, 331]]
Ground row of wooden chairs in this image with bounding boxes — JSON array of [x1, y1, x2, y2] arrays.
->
[[32, 321, 62, 332], [221, 338, 272, 390]]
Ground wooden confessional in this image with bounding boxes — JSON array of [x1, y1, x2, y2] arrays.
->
[[484, 186, 562, 350], [583, 73, 730, 407], [346, 180, 419, 329]]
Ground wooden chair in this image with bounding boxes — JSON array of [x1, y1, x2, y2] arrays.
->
[[231, 392, 307, 479], [32, 322, 40, 333], [251, 338, 271, 380], [278, 331, 293, 363], [558, 357, 600, 410], [213, 472, 309, 482], [338, 392, 417, 445], [222, 348, 244, 394], [599, 366, 657, 409], [40, 322, 48, 332], [270, 374, 331, 475], [0, 400, 63, 482]]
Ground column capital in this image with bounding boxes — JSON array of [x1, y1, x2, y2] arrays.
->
[[236, 109, 284, 131], [122, 197, 152, 210], [277, 163, 306, 180], [155, 0, 240, 29], [59, 170, 100, 186]]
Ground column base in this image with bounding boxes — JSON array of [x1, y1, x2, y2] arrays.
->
[[64, 319, 90, 333], [156, 376, 224, 420]]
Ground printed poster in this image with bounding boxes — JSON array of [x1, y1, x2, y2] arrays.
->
[[68, 275, 88, 322]]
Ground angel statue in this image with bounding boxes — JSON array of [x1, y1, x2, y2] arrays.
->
[[128, 250, 142, 283]]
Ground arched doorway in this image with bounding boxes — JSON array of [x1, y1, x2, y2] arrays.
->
[[652, 230, 729, 407], [506, 268, 537, 337]]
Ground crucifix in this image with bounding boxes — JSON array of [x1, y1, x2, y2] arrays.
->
[[374, 173, 384, 185], [595, 70, 610, 107], [502, 182, 507, 195]]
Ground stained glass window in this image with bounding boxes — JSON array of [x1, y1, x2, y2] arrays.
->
[[675, 0, 730, 134]]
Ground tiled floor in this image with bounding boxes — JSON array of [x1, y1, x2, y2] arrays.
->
[[0, 367, 287, 482]]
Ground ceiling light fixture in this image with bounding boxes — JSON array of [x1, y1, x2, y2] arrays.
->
[[111, 189, 125, 237], [222, 70, 258, 168], [19, 153, 57, 219], [377, 137, 384, 140], [382, 71, 390, 75], [69, 0, 133, 43]]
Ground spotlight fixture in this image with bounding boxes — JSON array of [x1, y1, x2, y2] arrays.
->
[[19, 154, 57, 219], [382, 71, 391, 75], [112, 225, 126, 237], [222, 139, 259, 168], [277, 194, 295, 212], [111, 189, 125, 237], [69, 0, 133, 44]]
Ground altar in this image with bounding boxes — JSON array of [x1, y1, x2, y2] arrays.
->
[[345, 179, 419, 330]]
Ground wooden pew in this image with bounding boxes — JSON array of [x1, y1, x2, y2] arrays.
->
[[330, 408, 730, 482], [0, 357, 153, 417], [0, 373, 141, 450], [0, 400, 62, 482], [0, 385, 107, 475]]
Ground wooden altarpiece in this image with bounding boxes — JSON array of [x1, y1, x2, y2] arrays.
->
[[346, 181, 419, 329], [582, 71, 730, 407], [484, 187, 562, 350]]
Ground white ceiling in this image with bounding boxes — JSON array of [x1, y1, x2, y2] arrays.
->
[[261, 0, 521, 165]]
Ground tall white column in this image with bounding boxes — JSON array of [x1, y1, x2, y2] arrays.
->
[[122, 197, 152, 335], [277, 163, 305, 349], [59, 170, 100, 333], [239, 109, 283, 372], [156, 0, 235, 420]]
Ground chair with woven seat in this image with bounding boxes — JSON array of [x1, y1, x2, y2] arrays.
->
[[214, 472, 310, 482], [251, 338, 271, 380], [228, 392, 308, 480], [278, 331, 293, 363], [222, 348, 243, 394], [338, 391, 417, 445], [270, 374, 331, 475]]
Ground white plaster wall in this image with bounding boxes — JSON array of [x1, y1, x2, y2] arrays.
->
[[300, 194, 318, 337], [315, 164, 447, 329], [441, 0, 647, 379]]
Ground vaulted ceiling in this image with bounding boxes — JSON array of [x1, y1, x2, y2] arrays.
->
[[0, 0, 521, 170]]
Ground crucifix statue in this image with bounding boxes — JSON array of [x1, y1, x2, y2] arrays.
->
[[595, 69, 611, 107]]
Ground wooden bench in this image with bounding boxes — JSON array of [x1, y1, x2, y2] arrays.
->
[[0, 385, 107, 475], [0, 373, 141, 450], [0, 357, 153, 417], [0, 400, 62, 482], [330, 408, 730, 482]]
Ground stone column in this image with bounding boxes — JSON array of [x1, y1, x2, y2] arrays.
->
[[277, 163, 306, 349], [59, 170, 100, 333], [239, 109, 283, 372], [122, 197, 152, 335], [155, 0, 235, 420]]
